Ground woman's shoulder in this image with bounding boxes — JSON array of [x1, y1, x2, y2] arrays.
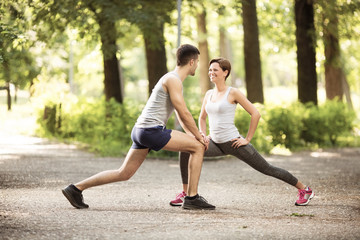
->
[[228, 87, 242, 96], [230, 87, 248, 95], [205, 89, 214, 96], [228, 87, 247, 104]]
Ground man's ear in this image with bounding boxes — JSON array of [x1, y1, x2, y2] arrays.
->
[[189, 58, 194, 66]]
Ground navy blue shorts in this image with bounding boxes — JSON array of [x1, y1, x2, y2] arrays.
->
[[131, 126, 172, 151]]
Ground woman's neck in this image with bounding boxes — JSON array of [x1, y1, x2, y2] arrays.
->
[[214, 81, 227, 92]]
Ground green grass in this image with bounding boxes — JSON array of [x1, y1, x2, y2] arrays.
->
[[290, 213, 315, 217]]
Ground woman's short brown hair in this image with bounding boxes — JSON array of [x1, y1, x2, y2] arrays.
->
[[209, 58, 231, 80]]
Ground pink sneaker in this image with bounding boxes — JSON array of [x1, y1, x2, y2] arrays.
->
[[170, 191, 187, 206], [295, 187, 314, 206]]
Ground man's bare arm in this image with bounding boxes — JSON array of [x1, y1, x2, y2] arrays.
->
[[163, 76, 203, 142], [175, 110, 192, 135]]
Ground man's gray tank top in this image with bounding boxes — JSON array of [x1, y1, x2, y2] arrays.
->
[[135, 72, 181, 128]]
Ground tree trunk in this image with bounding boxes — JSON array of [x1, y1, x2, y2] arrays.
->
[[14, 85, 18, 103], [6, 82, 11, 111], [2, 58, 12, 111], [99, 19, 123, 103], [242, 0, 264, 103], [341, 70, 353, 109], [219, 27, 238, 87], [197, 8, 211, 97], [143, 23, 168, 96], [322, 1, 343, 101], [295, 0, 318, 105]]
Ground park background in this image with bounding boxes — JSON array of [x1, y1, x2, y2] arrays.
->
[[1, 0, 359, 157]]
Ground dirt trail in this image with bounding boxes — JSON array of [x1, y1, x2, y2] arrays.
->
[[1, 133, 359, 239]]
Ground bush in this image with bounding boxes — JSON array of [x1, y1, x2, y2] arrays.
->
[[302, 100, 356, 146], [37, 97, 143, 156], [37, 102, 62, 137], [265, 103, 306, 150], [37, 97, 358, 157]]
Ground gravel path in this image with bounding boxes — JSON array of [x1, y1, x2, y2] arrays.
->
[[0, 133, 359, 239]]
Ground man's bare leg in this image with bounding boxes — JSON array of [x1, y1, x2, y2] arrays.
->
[[162, 130, 205, 197], [62, 148, 149, 208], [75, 148, 149, 191]]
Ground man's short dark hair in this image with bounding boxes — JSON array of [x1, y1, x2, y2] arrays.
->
[[176, 44, 200, 66]]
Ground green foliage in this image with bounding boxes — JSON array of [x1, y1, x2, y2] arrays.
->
[[257, 0, 296, 51], [37, 98, 143, 156], [0, 0, 38, 88], [265, 100, 356, 150], [290, 213, 315, 217], [266, 103, 306, 150], [302, 100, 356, 146], [37, 98, 357, 157]]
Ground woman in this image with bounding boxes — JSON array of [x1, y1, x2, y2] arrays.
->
[[170, 57, 314, 208]]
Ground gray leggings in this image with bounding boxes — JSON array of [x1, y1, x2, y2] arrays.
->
[[180, 139, 298, 186]]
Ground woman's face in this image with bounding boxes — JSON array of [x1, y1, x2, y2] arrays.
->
[[208, 62, 227, 83]]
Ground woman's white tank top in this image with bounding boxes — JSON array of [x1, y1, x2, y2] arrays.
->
[[205, 87, 240, 143]]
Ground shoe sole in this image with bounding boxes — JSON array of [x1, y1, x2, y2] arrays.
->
[[295, 191, 315, 206], [169, 202, 183, 207], [182, 204, 215, 210], [62, 189, 89, 209]]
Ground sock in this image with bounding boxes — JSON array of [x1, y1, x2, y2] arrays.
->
[[186, 194, 198, 200]]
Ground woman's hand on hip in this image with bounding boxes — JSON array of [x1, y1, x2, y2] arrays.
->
[[231, 137, 249, 148]]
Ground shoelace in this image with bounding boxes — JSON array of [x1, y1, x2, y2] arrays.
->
[[198, 195, 208, 203], [297, 189, 305, 199], [176, 192, 186, 199]]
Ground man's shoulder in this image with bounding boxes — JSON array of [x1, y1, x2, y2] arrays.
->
[[163, 72, 180, 81], [161, 73, 182, 95], [163, 73, 182, 87]]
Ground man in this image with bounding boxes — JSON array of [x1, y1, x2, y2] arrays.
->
[[62, 44, 215, 210]]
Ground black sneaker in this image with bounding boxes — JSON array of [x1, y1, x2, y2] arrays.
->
[[182, 194, 215, 210], [62, 184, 89, 209]]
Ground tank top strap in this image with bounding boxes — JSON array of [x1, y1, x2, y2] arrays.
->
[[225, 87, 232, 98], [169, 71, 181, 81], [208, 89, 214, 101], [220, 87, 232, 103]]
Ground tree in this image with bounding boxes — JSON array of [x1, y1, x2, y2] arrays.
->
[[129, 0, 175, 96], [143, 27, 168, 96], [183, 0, 212, 97], [242, 0, 264, 103], [196, 6, 212, 97], [88, 2, 123, 103], [0, 0, 38, 110], [322, 2, 343, 101], [295, 0, 318, 105], [319, 0, 357, 108], [31, 0, 129, 103]]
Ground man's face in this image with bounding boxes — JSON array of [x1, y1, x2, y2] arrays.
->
[[189, 57, 199, 76]]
